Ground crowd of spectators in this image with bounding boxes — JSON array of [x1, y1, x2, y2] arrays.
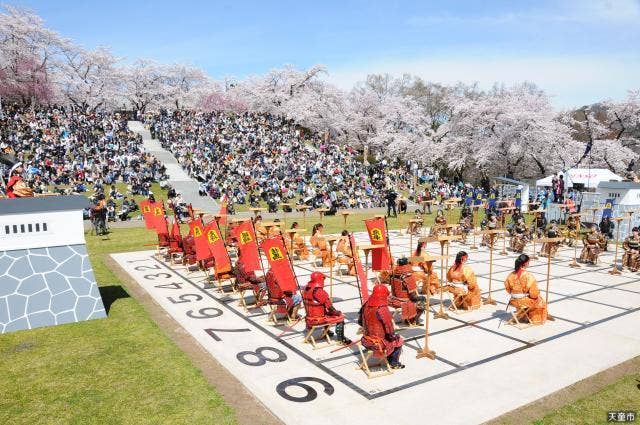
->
[[0, 104, 167, 219], [148, 110, 433, 212]]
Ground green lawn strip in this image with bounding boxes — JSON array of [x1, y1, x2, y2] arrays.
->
[[533, 372, 640, 425], [0, 226, 236, 425]]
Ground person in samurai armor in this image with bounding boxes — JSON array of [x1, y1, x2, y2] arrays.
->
[[540, 220, 561, 258], [622, 227, 640, 272], [509, 217, 530, 253], [579, 224, 601, 264], [387, 257, 427, 325], [358, 284, 405, 369], [302, 272, 351, 344]]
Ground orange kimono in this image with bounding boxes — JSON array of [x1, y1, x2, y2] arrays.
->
[[284, 231, 309, 260], [310, 233, 332, 267], [336, 238, 355, 275], [445, 265, 481, 309], [504, 270, 547, 324]]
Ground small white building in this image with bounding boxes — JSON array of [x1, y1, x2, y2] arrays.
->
[[597, 181, 640, 206], [536, 168, 623, 190]]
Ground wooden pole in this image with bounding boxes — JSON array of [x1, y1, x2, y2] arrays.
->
[[328, 239, 336, 298], [415, 294, 436, 360], [569, 217, 581, 268], [483, 233, 497, 305], [500, 212, 508, 255], [433, 240, 450, 320], [545, 245, 556, 321], [609, 217, 623, 275], [470, 206, 478, 250]]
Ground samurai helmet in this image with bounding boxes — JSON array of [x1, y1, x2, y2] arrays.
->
[[308, 271, 326, 288], [368, 284, 389, 307]]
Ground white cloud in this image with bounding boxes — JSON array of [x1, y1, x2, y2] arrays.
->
[[325, 54, 640, 109]]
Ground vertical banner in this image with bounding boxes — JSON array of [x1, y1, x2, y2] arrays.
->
[[204, 220, 231, 269], [602, 199, 614, 219], [234, 220, 261, 271], [364, 217, 392, 271], [188, 219, 209, 261], [464, 192, 474, 206], [488, 190, 497, 209], [349, 233, 369, 304], [474, 189, 484, 206], [171, 217, 181, 240], [260, 237, 297, 292], [140, 200, 154, 229], [515, 189, 522, 209], [153, 202, 168, 235]]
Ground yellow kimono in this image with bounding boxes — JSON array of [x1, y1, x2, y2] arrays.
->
[[445, 265, 481, 309], [504, 270, 547, 324]]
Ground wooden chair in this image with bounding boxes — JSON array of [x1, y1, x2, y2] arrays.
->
[[267, 303, 299, 326], [505, 297, 535, 329], [357, 339, 393, 379], [303, 325, 334, 349]]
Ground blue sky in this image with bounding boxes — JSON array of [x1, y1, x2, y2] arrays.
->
[[11, 0, 640, 109]]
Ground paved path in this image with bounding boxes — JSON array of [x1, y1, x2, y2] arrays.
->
[[128, 121, 219, 212]]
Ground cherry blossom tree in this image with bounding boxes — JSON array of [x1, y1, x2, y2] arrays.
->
[[56, 45, 121, 112], [0, 5, 63, 106]]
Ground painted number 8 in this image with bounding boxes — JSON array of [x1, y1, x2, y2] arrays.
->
[[236, 346, 287, 366]]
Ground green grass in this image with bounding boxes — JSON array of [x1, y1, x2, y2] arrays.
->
[[533, 372, 640, 424], [0, 226, 236, 425]]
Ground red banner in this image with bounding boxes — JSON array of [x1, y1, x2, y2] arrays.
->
[[364, 217, 391, 271], [152, 203, 168, 235], [234, 220, 261, 271], [203, 220, 231, 270], [260, 237, 297, 292], [349, 233, 369, 304], [140, 200, 154, 229], [171, 217, 181, 240], [189, 219, 209, 261]]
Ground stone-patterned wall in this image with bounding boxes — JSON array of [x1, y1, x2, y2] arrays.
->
[[0, 244, 106, 333]]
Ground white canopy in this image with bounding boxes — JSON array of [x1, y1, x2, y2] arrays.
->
[[536, 168, 623, 189]]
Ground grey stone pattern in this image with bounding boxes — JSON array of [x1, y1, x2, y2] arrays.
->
[[0, 244, 106, 333]]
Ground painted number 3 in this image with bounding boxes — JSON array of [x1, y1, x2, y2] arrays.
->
[[276, 377, 335, 403]]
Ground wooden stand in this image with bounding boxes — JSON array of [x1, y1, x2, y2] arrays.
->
[[284, 228, 306, 261], [481, 229, 502, 306], [358, 244, 385, 285], [609, 217, 625, 275], [568, 213, 582, 268], [296, 205, 311, 228], [249, 207, 266, 219], [317, 208, 329, 223], [499, 208, 510, 256], [340, 211, 352, 229], [539, 237, 563, 321], [434, 235, 458, 320], [415, 301, 436, 360], [326, 237, 339, 298], [280, 203, 292, 228]]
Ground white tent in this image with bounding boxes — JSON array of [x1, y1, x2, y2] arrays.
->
[[536, 168, 622, 189]]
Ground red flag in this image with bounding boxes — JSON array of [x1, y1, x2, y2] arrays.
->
[[260, 237, 297, 292], [349, 233, 369, 304], [188, 219, 210, 261], [203, 220, 231, 270], [364, 217, 391, 271], [218, 194, 228, 226], [140, 200, 154, 229], [152, 203, 168, 235], [234, 220, 261, 271], [171, 217, 181, 240]]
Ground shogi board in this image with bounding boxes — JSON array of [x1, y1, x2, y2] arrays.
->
[[111, 230, 640, 425]]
